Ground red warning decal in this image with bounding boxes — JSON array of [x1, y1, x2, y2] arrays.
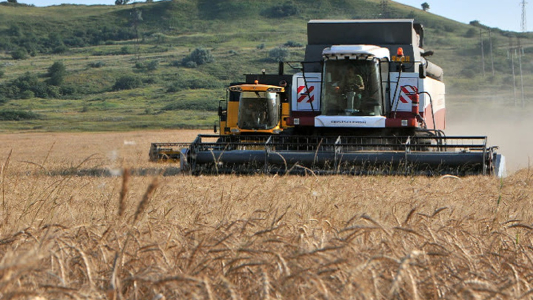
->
[[399, 85, 418, 104], [297, 85, 315, 103]]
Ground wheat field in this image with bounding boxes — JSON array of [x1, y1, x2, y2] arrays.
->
[[0, 130, 532, 299]]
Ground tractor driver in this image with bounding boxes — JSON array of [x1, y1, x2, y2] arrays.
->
[[334, 65, 365, 114], [341, 66, 365, 93]]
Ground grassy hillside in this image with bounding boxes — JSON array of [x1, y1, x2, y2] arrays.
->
[[0, 0, 532, 131]]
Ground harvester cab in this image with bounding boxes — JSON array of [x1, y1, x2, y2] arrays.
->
[[287, 19, 445, 136], [320, 45, 388, 119], [219, 82, 287, 135]]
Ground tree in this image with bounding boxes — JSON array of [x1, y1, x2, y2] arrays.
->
[[182, 48, 214, 67], [113, 75, 142, 90], [262, 2, 298, 18], [11, 48, 28, 60], [7, 0, 18, 3], [465, 28, 477, 38], [47, 62, 66, 86], [115, 0, 130, 5], [268, 47, 290, 62], [421, 2, 430, 11], [8, 25, 22, 37]]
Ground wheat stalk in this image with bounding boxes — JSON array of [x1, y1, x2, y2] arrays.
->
[[203, 276, 214, 300], [260, 267, 271, 300], [107, 253, 120, 300], [403, 207, 417, 226], [133, 178, 158, 224], [221, 276, 240, 300], [118, 168, 130, 217], [2, 149, 12, 223]]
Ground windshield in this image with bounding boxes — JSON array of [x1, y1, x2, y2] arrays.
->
[[238, 91, 280, 130], [322, 59, 383, 116]]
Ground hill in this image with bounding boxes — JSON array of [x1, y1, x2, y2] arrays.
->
[[0, 0, 532, 131]]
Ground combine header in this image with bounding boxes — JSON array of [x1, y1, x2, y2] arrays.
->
[[150, 19, 506, 177]]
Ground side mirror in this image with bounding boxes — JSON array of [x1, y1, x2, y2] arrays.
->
[[218, 105, 223, 116], [213, 122, 218, 134], [419, 63, 427, 79]]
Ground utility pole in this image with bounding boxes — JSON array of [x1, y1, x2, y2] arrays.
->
[[480, 28, 485, 77], [521, 0, 528, 32], [131, 3, 143, 61], [509, 38, 518, 106], [489, 29, 495, 76], [518, 38, 525, 108], [520, 1, 528, 108], [380, 0, 389, 18]]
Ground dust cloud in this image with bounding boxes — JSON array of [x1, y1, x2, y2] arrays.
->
[[445, 101, 533, 173]]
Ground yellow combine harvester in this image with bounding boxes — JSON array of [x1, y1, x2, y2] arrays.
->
[[149, 80, 290, 161]]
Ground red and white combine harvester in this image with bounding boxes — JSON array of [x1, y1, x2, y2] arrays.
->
[[150, 19, 506, 177]]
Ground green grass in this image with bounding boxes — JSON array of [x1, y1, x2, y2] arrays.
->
[[0, 0, 532, 131]]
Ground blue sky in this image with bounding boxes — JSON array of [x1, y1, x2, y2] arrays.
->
[[394, 0, 528, 32], [15, 0, 531, 32]]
